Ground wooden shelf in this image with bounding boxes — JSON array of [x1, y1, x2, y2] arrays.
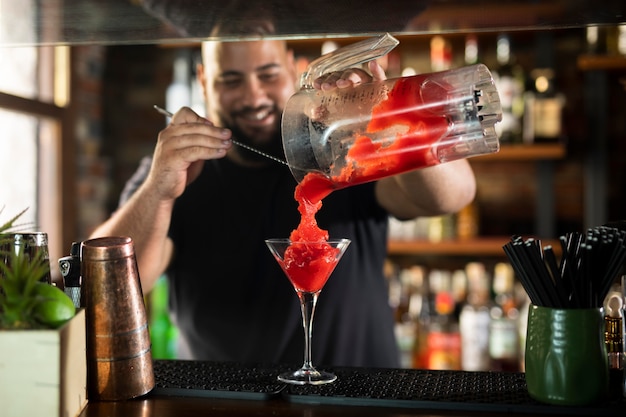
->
[[473, 143, 566, 162], [577, 54, 626, 71], [388, 237, 561, 257]]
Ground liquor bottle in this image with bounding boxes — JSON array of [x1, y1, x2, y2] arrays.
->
[[522, 67, 565, 144], [464, 34, 479, 66], [489, 262, 520, 372], [516, 290, 530, 372], [451, 269, 468, 320], [430, 35, 452, 72], [393, 265, 424, 368], [523, 31, 565, 144], [459, 262, 492, 371], [423, 269, 461, 370], [165, 49, 191, 121], [604, 285, 624, 399], [149, 276, 178, 359], [493, 34, 525, 144], [411, 266, 433, 369], [455, 200, 479, 240]]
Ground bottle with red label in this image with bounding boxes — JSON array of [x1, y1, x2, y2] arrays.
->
[[423, 270, 461, 370]]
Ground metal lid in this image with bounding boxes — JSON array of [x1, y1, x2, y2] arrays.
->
[[81, 236, 134, 261]]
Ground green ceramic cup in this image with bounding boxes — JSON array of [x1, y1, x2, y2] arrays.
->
[[525, 305, 609, 406]]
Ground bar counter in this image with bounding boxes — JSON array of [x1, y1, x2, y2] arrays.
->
[[77, 396, 575, 417], [77, 360, 624, 417]]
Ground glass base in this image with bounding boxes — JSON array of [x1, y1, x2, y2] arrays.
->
[[278, 367, 337, 385]]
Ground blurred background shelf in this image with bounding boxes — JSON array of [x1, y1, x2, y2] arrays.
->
[[474, 143, 566, 161], [577, 54, 626, 71], [387, 237, 561, 257]]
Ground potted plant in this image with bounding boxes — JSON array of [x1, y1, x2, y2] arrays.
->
[[0, 208, 87, 417]]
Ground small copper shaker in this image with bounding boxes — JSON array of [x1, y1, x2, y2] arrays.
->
[[81, 236, 154, 401]]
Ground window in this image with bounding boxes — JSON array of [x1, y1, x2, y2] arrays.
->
[[0, 2, 68, 273]]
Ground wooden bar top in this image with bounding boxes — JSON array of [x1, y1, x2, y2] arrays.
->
[[77, 394, 620, 417]]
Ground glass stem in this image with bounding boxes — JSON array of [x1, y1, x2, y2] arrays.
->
[[297, 290, 320, 371]]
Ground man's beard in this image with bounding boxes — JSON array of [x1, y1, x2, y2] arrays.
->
[[224, 112, 286, 165]]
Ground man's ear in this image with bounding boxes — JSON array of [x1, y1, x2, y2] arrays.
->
[[196, 62, 208, 100]]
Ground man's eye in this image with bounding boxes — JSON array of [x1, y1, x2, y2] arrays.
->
[[259, 72, 279, 83], [220, 78, 241, 88]]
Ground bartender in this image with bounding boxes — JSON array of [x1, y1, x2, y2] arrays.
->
[[88, 9, 476, 368]]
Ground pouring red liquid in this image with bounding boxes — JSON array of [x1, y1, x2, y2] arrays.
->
[[282, 77, 450, 292]]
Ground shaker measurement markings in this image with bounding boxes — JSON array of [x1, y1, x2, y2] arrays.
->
[[153, 105, 290, 167]]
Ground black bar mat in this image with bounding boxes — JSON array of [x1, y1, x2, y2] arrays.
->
[[152, 360, 625, 415], [282, 367, 625, 416], [152, 359, 286, 400]]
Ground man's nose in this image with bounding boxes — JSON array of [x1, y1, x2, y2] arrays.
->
[[241, 77, 267, 106]]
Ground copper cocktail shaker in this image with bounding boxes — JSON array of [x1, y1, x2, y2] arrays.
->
[[81, 236, 154, 401]]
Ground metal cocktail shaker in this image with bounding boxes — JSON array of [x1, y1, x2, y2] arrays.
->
[[81, 236, 154, 401]]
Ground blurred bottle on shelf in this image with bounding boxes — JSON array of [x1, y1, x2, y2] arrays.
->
[[603, 283, 624, 399], [606, 24, 626, 56], [523, 31, 564, 145], [451, 269, 468, 320], [427, 215, 455, 242], [522, 68, 565, 144], [403, 266, 432, 369], [493, 34, 525, 144], [421, 270, 462, 370], [149, 275, 178, 359], [515, 282, 531, 372], [389, 264, 424, 368], [430, 35, 452, 72], [489, 262, 520, 372], [459, 262, 492, 371], [455, 200, 479, 240], [388, 261, 530, 372], [165, 49, 191, 120], [464, 34, 479, 66]]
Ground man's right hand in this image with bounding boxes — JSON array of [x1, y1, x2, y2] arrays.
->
[[146, 106, 232, 201]]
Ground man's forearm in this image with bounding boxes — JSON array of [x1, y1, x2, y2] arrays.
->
[[376, 159, 476, 220], [89, 183, 174, 292]]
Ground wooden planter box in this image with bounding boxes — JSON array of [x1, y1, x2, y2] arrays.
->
[[0, 309, 87, 417]]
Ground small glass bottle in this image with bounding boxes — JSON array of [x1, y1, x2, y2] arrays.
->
[[489, 262, 520, 372], [604, 286, 624, 399], [460, 262, 491, 371]]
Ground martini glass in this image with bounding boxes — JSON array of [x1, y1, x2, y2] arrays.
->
[[265, 238, 351, 385]]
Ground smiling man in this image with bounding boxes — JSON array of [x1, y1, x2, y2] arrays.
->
[[198, 39, 296, 166]]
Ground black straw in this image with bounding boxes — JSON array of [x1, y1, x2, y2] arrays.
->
[[503, 226, 626, 308]]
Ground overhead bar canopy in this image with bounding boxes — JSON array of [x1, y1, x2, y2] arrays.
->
[[1, 0, 625, 47]]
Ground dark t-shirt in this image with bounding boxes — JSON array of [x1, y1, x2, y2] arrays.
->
[[121, 156, 399, 368]]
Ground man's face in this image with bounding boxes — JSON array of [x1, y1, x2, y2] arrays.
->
[[200, 40, 297, 161]]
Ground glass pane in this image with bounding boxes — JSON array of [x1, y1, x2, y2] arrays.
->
[[0, 109, 38, 228], [0, 109, 62, 269], [0, 1, 38, 99], [1, 0, 626, 46], [0, 46, 38, 100]]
